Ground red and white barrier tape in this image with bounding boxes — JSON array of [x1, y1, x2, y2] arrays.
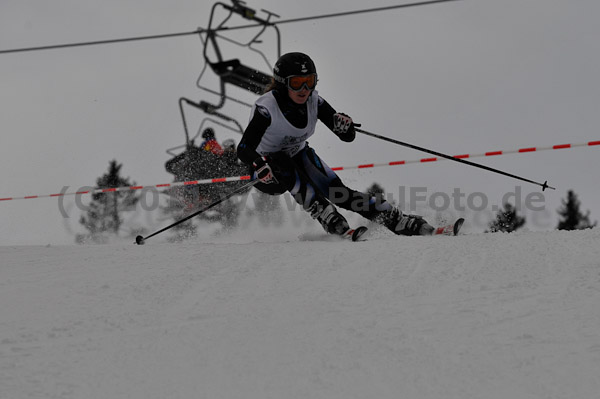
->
[[1, 140, 598, 202], [330, 140, 600, 171], [0, 175, 252, 202]]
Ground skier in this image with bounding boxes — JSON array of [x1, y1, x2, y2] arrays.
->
[[237, 52, 435, 237]]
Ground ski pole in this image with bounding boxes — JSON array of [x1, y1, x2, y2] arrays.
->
[[135, 179, 258, 245], [355, 128, 555, 191]]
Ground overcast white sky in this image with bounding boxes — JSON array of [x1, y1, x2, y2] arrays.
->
[[1, 0, 599, 245]]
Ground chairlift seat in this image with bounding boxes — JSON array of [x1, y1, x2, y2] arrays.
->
[[210, 59, 272, 94]]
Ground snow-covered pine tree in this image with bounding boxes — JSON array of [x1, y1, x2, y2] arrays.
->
[[367, 182, 385, 197], [487, 202, 526, 233], [557, 190, 597, 230], [77, 160, 139, 243], [366, 182, 389, 206]]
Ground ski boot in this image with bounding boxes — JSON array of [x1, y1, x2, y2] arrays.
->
[[377, 207, 434, 236], [308, 201, 351, 235]]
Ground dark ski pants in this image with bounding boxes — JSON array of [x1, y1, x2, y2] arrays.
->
[[253, 145, 392, 220]]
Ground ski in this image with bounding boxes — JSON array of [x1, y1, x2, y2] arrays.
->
[[301, 219, 462, 242], [343, 226, 369, 242], [433, 218, 465, 236]]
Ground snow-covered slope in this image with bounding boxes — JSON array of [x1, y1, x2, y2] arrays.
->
[[1, 229, 599, 399]]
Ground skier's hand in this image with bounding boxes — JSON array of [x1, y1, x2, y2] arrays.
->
[[333, 113, 360, 142], [252, 156, 278, 184]]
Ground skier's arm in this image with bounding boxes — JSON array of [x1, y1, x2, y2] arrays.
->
[[317, 96, 358, 142], [317, 96, 337, 131], [237, 106, 271, 165]]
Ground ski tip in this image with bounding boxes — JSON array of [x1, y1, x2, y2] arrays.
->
[[351, 226, 369, 241], [453, 218, 465, 236]]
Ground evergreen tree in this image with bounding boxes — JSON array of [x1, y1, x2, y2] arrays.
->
[[487, 202, 526, 233], [77, 160, 139, 243], [365, 182, 392, 212], [557, 190, 597, 230], [367, 182, 385, 197]]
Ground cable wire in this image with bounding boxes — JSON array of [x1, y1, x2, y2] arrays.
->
[[256, 0, 461, 27], [0, 0, 460, 55], [0, 30, 202, 54]]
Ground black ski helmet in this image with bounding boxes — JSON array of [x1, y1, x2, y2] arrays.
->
[[273, 52, 317, 85]]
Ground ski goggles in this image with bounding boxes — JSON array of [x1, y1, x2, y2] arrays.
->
[[286, 74, 317, 92]]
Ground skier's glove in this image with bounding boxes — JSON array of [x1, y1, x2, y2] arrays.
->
[[252, 156, 278, 184], [333, 113, 360, 142]]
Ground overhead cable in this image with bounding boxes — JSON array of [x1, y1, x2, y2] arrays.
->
[[0, 0, 460, 55]]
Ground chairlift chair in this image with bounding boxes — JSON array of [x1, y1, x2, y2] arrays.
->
[[174, 1, 280, 149], [199, 0, 280, 110], [164, 1, 280, 225]]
